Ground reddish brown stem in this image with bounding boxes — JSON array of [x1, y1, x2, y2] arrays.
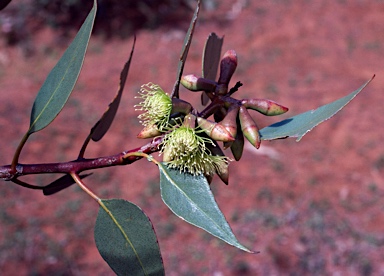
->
[[0, 138, 163, 181]]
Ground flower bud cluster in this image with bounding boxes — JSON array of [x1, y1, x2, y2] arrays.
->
[[180, 49, 289, 161], [135, 84, 229, 182], [135, 48, 289, 183]]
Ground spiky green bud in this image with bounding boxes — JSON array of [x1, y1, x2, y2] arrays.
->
[[161, 119, 229, 177]]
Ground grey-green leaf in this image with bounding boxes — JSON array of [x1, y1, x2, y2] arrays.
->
[[95, 199, 164, 276], [171, 0, 200, 98], [158, 163, 254, 253], [28, 0, 97, 134], [260, 76, 374, 141]]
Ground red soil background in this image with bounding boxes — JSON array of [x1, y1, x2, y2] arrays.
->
[[1, 0, 384, 275]]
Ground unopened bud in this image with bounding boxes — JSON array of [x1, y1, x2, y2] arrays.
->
[[182, 113, 197, 129], [220, 105, 239, 139], [162, 144, 173, 162], [239, 106, 261, 149], [218, 50, 237, 85], [197, 117, 235, 142], [137, 124, 162, 139], [181, 74, 217, 92], [230, 121, 244, 161], [241, 99, 289, 116]]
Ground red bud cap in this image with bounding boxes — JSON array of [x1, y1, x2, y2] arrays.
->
[[242, 99, 289, 116], [218, 50, 238, 85], [181, 74, 217, 92], [239, 106, 261, 149], [137, 124, 162, 139], [197, 117, 235, 142]]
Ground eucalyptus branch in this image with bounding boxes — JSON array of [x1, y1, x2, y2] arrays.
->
[[0, 138, 163, 181]]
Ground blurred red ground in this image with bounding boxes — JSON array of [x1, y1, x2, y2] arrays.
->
[[0, 0, 384, 275]]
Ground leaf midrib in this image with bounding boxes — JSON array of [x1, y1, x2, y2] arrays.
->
[[160, 165, 236, 243]]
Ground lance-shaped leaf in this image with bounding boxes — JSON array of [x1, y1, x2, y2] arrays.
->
[[158, 162, 254, 253], [11, 0, 97, 169], [201, 33, 223, 105], [79, 38, 135, 157], [259, 76, 374, 141], [95, 199, 164, 275], [171, 0, 200, 98], [28, 0, 97, 135]]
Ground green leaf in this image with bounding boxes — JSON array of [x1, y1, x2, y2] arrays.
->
[[171, 0, 200, 98], [28, 0, 97, 135], [95, 199, 164, 276], [158, 163, 254, 253], [260, 76, 374, 141]]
